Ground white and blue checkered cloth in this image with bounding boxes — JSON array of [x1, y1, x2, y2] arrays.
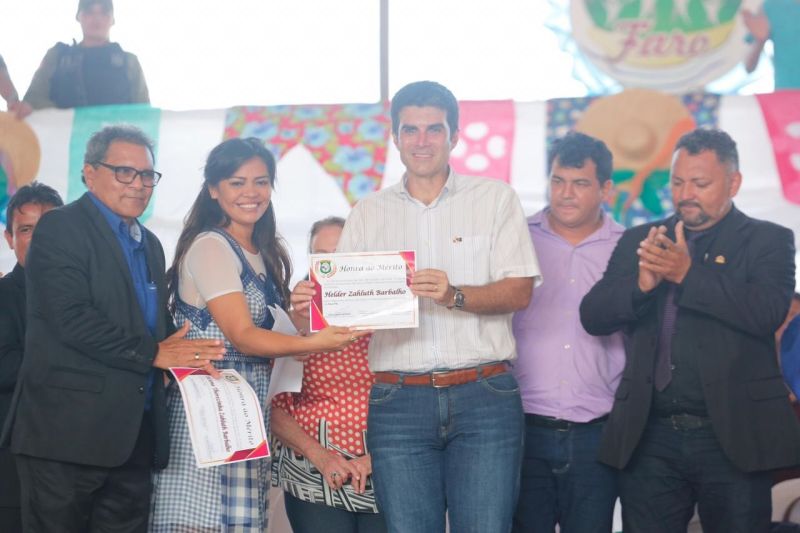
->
[[150, 230, 279, 532]]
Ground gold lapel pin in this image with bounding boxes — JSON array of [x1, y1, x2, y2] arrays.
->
[[714, 255, 726, 264]]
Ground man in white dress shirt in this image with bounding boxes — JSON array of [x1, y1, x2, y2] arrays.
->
[[336, 80, 541, 533]]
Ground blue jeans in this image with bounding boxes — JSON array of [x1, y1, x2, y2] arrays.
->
[[512, 420, 617, 533], [619, 419, 772, 533], [367, 371, 525, 533]]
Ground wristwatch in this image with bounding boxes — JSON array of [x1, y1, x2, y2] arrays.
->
[[448, 285, 465, 310]]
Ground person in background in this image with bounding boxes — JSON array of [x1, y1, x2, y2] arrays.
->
[[0, 55, 32, 118], [774, 293, 800, 490], [271, 215, 387, 533], [2, 125, 223, 532], [0, 182, 63, 533], [580, 128, 800, 532], [777, 293, 800, 350], [511, 132, 624, 533], [24, 0, 149, 110], [779, 294, 800, 400], [743, 0, 800, 90], [149, 139, 364, 532]]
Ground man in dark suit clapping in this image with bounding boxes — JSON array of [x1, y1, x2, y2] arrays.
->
[[580, 128, 800, 533], [1, 125, 224, 532]]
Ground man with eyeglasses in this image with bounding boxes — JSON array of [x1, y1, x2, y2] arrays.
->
[[1, 125, 224, 532]]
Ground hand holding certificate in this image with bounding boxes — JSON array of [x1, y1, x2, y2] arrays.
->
[[170, 368, 269, 468], [309, 251, 418, 331]]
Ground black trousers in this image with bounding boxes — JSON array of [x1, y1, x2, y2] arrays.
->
[[284, 491, 388, 533], [0, 445, 22, 532], [15, 413, 154, 533], [619, 418, 772, 533], [0, 506, 22, 533]]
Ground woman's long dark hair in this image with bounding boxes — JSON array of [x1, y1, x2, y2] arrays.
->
[[167, 137, 292, 313]]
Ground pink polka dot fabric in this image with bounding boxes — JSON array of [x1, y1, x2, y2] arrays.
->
[[449, 100, 515, 183], [272, 335, 373, 456], [756, 93, 800, 205]]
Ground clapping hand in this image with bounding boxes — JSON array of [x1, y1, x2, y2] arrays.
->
[[637, 221, 691, 288]]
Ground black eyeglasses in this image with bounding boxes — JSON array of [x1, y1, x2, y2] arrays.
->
[[94, 161, 163, 187]]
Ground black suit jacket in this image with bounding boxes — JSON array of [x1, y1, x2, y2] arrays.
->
[[580, 207, 800, 472], [0, 264, 25, 436], [0, 264, 25, 507], [1, 194, 172, 469]]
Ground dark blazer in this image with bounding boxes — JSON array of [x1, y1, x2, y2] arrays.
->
[[580, 206, 800, 473], [0, 264, 25, 508], [0, 264, 25, 436], [1, 193, 172, 469]]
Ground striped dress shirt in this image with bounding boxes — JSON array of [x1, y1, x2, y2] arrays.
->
[[337, 171, 542, 373]]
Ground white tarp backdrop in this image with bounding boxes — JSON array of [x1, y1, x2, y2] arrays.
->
[[2, 94, 799, 283]]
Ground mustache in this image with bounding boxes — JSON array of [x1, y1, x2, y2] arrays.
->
[[677, 201, 701, 209]]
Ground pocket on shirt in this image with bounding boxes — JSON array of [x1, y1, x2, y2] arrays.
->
[[449, 236, 491, 284], [46, 366, 105, 393]]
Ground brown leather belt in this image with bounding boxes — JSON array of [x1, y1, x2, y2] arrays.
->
[[374, 362, 508, 388]]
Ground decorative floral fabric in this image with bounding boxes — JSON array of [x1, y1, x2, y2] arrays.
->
[[224, 104, 391, 205], [0, 157, 10, 226], [449, 100, 515, 183], [545, 93, 720, 226], [756, 91, 800, 205]]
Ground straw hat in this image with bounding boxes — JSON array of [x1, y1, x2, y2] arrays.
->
[[575, 88, 692, 170], [0, 112, 41, 188]]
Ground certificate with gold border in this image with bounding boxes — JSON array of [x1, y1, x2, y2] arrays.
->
[[309, 251, 418, 332]]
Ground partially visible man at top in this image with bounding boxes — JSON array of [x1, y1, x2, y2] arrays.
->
[[580, 128, 800, 533], [0, 55, 32, 118], [337, 80, 541, 533], [511, 132, 624, 533], [742, 0, 800, 90], [1, 125, 223, 532], [0, 182, 63, 533], [24, 0, 149, 110]]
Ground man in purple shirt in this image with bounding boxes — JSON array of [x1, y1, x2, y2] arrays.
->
[[512, 132, 625, 533]]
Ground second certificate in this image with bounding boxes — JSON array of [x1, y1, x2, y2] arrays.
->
[[309, 250, 418, 332]]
